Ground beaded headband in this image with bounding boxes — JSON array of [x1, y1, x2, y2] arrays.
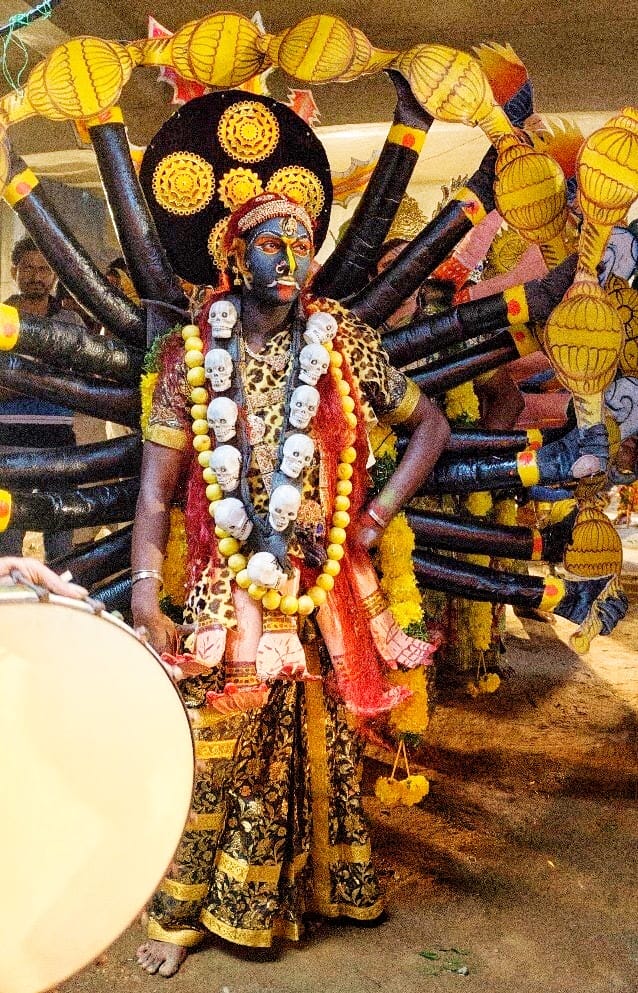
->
[[236, 199, 313, 240]]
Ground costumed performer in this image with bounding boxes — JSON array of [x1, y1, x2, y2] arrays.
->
[[131, 187, 450, 975]]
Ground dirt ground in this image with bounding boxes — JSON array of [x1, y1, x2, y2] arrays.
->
[[56, 598, 638, 993]]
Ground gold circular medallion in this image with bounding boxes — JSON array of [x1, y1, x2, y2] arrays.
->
[[207, 217, 230, 269], [218, 102, 280, 163], [152, 152, 215, 216], [218, 168, 264, 210], [266, 166, 325, 218]]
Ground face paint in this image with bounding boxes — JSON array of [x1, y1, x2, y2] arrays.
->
[[243, 217, 313, 306]]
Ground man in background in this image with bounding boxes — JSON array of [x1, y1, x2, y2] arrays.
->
[[0, 236, 85, 561]]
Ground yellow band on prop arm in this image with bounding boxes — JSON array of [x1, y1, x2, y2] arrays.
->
[[503, 284, 530, 326], [539, 575, 566, 612], [384, 378, 421, 426], [3, 167, 39, 206], [453, 186, 488, 226], [0, 304, 19, 350], [0, 490, 12, 532], [387, 123, 427, 154], [526, 428, 543, 451], [516, 449, 540, 487]]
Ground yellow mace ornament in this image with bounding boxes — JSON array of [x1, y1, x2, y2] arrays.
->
[[493, 134, 568, 267], [564, 507, 623, 578], [576, 106, 638, 278], [544, 279, 625, 429]]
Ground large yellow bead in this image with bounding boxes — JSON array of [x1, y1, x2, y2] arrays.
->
[[197, 450, 212, 467], [218, 536, 241, 557], [341, 396, 355, 414], [248, 583, 267, 600], [323, 558, 341, 577], [227, 553, 247, 573], [185, 349, 205, 369], [344, 412, 358, 429], [337, 379, 350, 396], [184, 336, 203, 352], [182, 324, 200, 339], [337, 463, 353, 480], [308, 586, 327, 607], [187, 366, 206, 387], [297, 595, 315, 616], [336, 479, 352, 496], [235, 569, 251, 589], [191, 386, 208, 405], [339, 446, 357, 464], [332, 510, 350, 529], [214, 525, 228, 538], [316, 573, 334, 592], [206, 483, 222, 502], [329, 350, 343, 367], [191, 418, 209, 435], [326, 543, 345, 561], [190, 403, 208, 420], [203, 467, 217, 484], [334, 495, 350, 512], [262, 589, 282, 611], [328, 526, 347, 544], [193, 434, 211, 452], [279, 595, 299, 615]]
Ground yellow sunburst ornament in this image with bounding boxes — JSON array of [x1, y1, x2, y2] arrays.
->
[[152, 152, 215, 216], [266, 166, 325, 218], [218, 168, 264, 210], [207, 217, 231, 270], [217, 101, 280, 163]]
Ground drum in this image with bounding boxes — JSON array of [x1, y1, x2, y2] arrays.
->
[[0, 589, 194, 993]]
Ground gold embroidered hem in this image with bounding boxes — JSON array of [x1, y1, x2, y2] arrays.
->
[[147, 918, 205, 947], [200, 909, 301, 947], [144, 423, 187, 449], [383, 377, 421, 426]]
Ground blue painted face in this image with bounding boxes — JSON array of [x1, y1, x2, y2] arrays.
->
[[242, 216, 313, 306]]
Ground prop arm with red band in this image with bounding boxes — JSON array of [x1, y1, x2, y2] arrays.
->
[[406, 505, 576, 563], [312, 70, 433, 300], [382, 254, 576, 368], [52, 524, 133, 586], [412, 549, 627, 634], [346, 147, 496, 327], [396, 426, 544, 456], [88, 117, 189, 312], [3, 151, 146, 345], [0, 352, 140, 427], [0, 304, 144, 384], [0, 479, 139, 534]]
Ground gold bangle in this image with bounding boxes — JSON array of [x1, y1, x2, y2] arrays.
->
[[131, 569, 163, 585]]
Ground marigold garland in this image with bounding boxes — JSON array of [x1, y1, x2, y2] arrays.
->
[[140, 370, 158, 435], [444, 381, 480, 424], [162, 506, 188, 605]]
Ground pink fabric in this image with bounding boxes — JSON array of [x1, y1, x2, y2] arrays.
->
[[467, 245, 547, 300]]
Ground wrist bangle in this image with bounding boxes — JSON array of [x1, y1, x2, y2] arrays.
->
[[131, 569, 163, 585], [365, 505, 390, 529]]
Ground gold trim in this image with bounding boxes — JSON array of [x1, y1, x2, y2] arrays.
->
[[194, 738, 236, 761], [516, 450, 540, 487], [188, 811, 224, 832], [159, 878, 209, 902], [152, 152, 215, 216], [329, 842, 371, 864], [303, 643, 333, 910], [3, 168, 39, 206], [147, 918, 205, 947], [0, 489, 12, 532], [280, 851, 309, 880], [509, 323, 538, 357], [384, 378, 421, 426], [84, 105, 124, 127], [217, 101, 279, 163], [360, 589, 386, 620], [262, 613, 298, 632], [266, 166, 325, 219], [200, 909, 301, 946], [454, 186, 488, 225], [144, 423, 187, 450], [539, 576, 565, 612], [189, 707, 231, 729], [215, 850, 282, 885]]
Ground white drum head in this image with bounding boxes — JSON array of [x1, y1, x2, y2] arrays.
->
[[0, 592, 194, 993]]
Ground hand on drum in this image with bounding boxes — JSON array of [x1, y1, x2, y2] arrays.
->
[[0, 556, 88, 598]]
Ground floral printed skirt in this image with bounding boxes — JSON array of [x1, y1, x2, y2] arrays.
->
[[147, 642, 383, 949]]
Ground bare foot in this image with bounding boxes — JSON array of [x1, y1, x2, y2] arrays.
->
[[136, 940, 188, 977]]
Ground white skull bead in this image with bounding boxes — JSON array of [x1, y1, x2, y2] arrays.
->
[[213, 497, 252, 541], [246, 552, 287, 590], [289, 385, 320, 429], [299, 343, 330, 386], [268, 484, 301, 532], [304, 311, 338, 346], [204, 348, 233, 392], [207, 396, 238, 443], [210, 445, 242, 492], [281, 433, 315, 479], [208, 299, 238, 339]]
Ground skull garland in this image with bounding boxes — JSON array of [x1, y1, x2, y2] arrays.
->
[[281, 433, 315, 478], [213, 497, 253, 541], [268, 484, 302, 532], [246, 552, 287, 590], [208, 299, 238, 339], [207, 396, 239, 443], [204, 348, 233, 392], [304, 311, 338, 346], [210, 445, 242, 492], [298, 343, 330, 386], [289, 385, 320, 429]]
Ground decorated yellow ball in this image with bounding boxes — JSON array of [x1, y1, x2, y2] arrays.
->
[[340, 446, 357, 464], [334, 495, 350, 512], [328, 526, 347, 545], [187, 366, 206, 387], [308, 586, 327, 607], [332, 510, 350, 529], [193, 434, 211, 452], [279, 595, 299, 615], [203, 467, 217, 483], [323, 558, 341, 577], [337, 463, 353, 480], [326, 543, 345, 561], [337, 380, 350, 396], [341, 396, 355, 414], [184, 336, 204, 352], [191, 404, 208, 420], [182, 324, 200, 339], [235, 569, 251, 589], [248, 582, 267, 600], [197, 450, 212, 467], [214, 525, 228, 538], [329, 350, 343, 367], [316, 573, 334, 592], [297, 595, 315, 615], [218, 536, 240, 558], [344, 412, 358, 429], [185, 350, 204, 369], [262, 589, 282, 611], [191, 387, 208, 405], [206, 483, 222, 501], [227, 553, 247, 573], [336, 479, 353, 496], [191, 418, 209, 435]]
